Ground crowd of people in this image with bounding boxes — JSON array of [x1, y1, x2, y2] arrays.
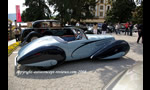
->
[[70, 21, 143, 44], [13, 20, 143, 44]]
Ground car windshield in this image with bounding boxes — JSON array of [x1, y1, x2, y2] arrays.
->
[[72, 27, 88, 40]]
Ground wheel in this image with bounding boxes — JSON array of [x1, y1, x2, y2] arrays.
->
[[30, 36, 38, 42]]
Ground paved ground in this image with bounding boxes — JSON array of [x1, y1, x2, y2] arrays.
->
[[8, 32, 143, 90]]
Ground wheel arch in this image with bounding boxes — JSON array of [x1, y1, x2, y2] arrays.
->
[[90, 40, 130, 59]]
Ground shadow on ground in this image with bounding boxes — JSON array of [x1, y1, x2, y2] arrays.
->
[[15, 56, 136, 81], [128, 42, 143, 55]]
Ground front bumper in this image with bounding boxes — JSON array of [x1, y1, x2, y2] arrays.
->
[[15, 55, 18, 67], [14, 55, 19, 76]]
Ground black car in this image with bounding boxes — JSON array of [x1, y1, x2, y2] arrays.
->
[[20, 20, 79, 45]]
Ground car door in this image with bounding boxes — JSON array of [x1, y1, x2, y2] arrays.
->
[[66, 38, 92, 60]]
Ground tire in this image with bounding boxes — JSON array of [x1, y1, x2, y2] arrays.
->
[[30, 36, 38, 42], [28, 35, 40, 42]]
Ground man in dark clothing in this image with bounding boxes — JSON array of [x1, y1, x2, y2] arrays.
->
[[14, 28, 20, 42], [129, 22, 134, 36], [137, 24, 143, 44], [102, 21, 108, 35]]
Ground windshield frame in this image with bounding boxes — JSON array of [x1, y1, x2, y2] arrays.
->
[[71, 27, 88, 40]]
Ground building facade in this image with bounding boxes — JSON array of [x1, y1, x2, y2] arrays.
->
[[95, 0, 112, 18], [83, 0, 114, 23]]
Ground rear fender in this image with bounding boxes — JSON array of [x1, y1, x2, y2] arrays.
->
[[25, 31, 42, 42], [90, 40, 130, 59]]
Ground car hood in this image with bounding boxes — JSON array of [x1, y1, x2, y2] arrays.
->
[[103, 62, 143, 90], [86, 34, 115, 41], [18, 36, 60, 59]]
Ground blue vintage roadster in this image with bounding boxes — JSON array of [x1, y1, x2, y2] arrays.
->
[[15, 27, 130, 68]]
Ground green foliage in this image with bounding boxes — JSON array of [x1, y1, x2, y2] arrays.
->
[[48, 0, 97, 25], [22, 0, 51, 22], [105, 0, 136, 24], [132, 1, 143, 24]]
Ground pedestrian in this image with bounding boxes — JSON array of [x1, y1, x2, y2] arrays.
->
[[115, 22, 121, 35], [101, 21, 108, 35], [65, 22, 69, 26], [129, 22, 134, 36], [124, 22, 129, 35], [14, 28, 20, 42], [137, 24, 143, 44], [18, 23, 22, 35], [76, 21, 80, 26], [93, 23, 98, 34]]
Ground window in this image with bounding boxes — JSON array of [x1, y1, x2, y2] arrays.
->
[[107, 6, 110, 11], [100, 12, 103, 17], [100, 0, 104, 4], [100, 6, 103, 10], [108, 0, 111, 4]]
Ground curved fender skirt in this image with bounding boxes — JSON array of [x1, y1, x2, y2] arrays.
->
[[101, 52, 125, 59], [23, 60, 57, 67], [90, 40, 130, 59]]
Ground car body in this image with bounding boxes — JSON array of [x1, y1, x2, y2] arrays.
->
[[85, 23, 102, 34], [107, 25, 115, 33], [20, 20, 89, 45], [20, 20, 62, 43], [119, 24, 126, 32], [15, 27, 130, 68], [103, 62, 143, 90]]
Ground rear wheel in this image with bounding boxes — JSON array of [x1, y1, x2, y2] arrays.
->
[[29, 36, 39, 42], [31, 36, 38, 41]]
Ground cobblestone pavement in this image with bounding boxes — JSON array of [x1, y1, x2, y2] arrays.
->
[[8, 33, 143, 90]]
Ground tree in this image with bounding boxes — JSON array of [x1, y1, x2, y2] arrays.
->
[[21, 0, 51, 22], [105, 0, 136, 24], [132, 1, 143, 24], [48, 0, 97, 25]]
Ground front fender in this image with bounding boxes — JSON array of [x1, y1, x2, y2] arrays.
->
[[17, 46, 66, 66], [91, 40, 130, 59]]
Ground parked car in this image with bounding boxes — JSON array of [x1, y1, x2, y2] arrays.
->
[[103, 62, 143, 90], [20, 20, 61, 44], [107, 25, 115, 33], [20, 20, 89, 46], [119, 23, 126, 32], [15, 27, 130, 69], [85, 23, 101, 34]]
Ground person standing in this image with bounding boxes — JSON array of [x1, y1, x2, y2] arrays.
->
[[137, 24, 143, 44], [129, 22, 134, 36], [65, 22, 69, 26], [101, 21, 108, 35], [14, 28, 20, 42], [76, 21, 80, 26], [124, 22, 129, 35], [93, 23, 98, 34], [115, 22, 121, 35]]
